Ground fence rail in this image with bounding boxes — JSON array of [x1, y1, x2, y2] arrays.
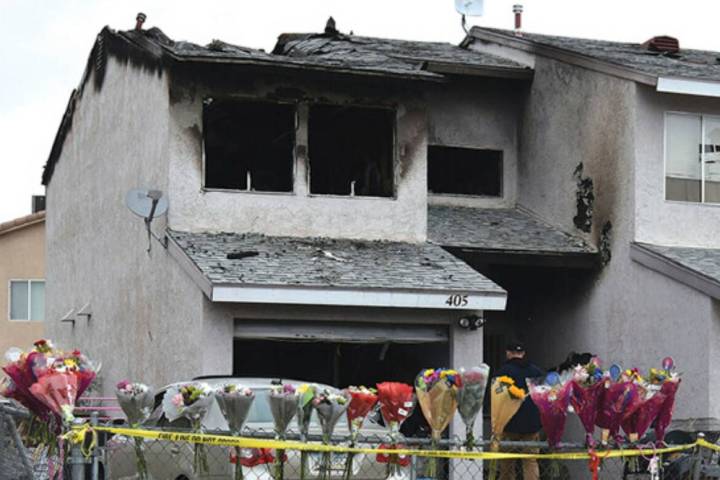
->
[[4, 402, 720, 480]]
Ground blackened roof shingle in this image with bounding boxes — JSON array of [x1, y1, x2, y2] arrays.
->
[[169, 230, 505, 294], [428, 205, 595, 255], [470, 27, 720, 82]]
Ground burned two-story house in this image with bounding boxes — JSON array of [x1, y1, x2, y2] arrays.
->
[[43, 15, 720, 435]]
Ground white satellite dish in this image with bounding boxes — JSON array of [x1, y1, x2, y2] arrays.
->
[[455, 0, 484, 16], [126, 188, 168, 219], [125, 188, 169, 253]]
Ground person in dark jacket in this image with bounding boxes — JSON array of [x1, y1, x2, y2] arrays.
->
[[495, 341, 544, 480]]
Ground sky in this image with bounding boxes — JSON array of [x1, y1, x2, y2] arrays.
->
[[1, 0, 720, 223]]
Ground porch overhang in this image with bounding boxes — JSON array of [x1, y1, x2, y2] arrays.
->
[[428, 206, 599, 268], [167, 230, 507, 311], [631, 242, 720, 300]]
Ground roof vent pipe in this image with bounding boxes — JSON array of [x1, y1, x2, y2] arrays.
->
[[513, 4, 523, 35], [642, 36, 680, 54], [135, 12, 147, 31]]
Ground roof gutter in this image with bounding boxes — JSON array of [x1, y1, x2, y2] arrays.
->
[[467, 28, 658, 86], [657, 77, 720, 98]]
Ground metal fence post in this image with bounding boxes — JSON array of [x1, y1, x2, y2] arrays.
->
[[91, 411, 101, 480], [70, 441, 85, 480]]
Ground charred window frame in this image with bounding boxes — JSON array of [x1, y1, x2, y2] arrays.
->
[[202, 98, 296, 193], [427, 145, 503, 197], [308, 104, 396, 198]]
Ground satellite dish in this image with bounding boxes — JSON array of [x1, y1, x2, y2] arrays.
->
[[125, 188, 169, 253], [126, 188, 168, 220], [455, 0, 484, 16]]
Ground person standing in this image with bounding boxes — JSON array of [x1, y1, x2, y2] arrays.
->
[[495, 341, 544, 480]]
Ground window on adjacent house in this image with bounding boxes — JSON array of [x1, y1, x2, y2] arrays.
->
[[309, 105, 395, 197], [427, 146, 503, 197], [665, 112, 720, 203], [9, 280, 44, 321], [203, 99, 295, 192]]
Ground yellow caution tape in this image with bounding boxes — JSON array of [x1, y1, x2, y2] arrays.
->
[[69, 425, 703, 461]]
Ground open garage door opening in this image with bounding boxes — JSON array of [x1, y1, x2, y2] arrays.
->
[[232, 320, 450, 436]]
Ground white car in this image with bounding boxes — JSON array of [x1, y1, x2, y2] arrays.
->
[[106, 377, 405, 480]]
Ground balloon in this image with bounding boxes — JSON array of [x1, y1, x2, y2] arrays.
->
[[4, 347, 22, 363], [546, 371, 560, 386], [662, 357, 674, 371], [609, 364, 622, 381]]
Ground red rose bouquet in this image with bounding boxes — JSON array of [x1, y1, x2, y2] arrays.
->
[[376, 382, 415, 479], [343, 386, 378, 480]]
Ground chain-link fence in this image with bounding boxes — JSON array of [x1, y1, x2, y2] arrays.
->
[[5, 408, 720, 480]]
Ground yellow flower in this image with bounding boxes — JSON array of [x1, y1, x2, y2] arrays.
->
[[508, 385, 525, 399], [497, 376, 515, 386], [64, 358, 77, 368], [424, 369, 434, 377], [297, 384, 309, 394]]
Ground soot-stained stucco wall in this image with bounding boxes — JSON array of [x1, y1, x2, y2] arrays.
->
[[45, 57, 213, 393], [426, 78, 525, 209], [167, 68, 428, 242]]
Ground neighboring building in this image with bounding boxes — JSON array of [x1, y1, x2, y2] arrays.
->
[[0, 205, 46, 366], [42, 15, 720, 436]]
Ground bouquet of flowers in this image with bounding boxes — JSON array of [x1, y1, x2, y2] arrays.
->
[[376, 382, 415, 479], [343, 386, 378, 480], [296, 384, 317, 480], [162, 382, 214, 474], [116, 381, 154, 480], [527, 372, 573, 449], [621, 383, 666, 443], [488, 376, 525, 480], [456, 365, 490, 449], [216, 384, 255, 480], [416, 368, 461, 478], [595, 367, 643, 445], [651, 358, 681, 445], [313, 388, 350, 480], [269, 382, 299, 480], [570, 359, 605, 447]]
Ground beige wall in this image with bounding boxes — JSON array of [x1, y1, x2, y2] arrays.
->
[[0, 220, 45, 365]]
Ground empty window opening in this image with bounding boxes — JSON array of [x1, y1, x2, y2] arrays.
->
[[428, 146, 503, 197], [309, 105, 395, 197], [203, 99, 295, 192]]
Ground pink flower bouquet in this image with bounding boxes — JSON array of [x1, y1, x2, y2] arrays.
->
[[527, 372, 573, 449]]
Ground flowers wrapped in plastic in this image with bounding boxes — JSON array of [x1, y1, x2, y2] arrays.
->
[[651, 358, 681, 445], [570, 360, 605, 447], [527, 372, 573, 449], [456, 365, 490, 449], [216, 384, 255, 480], [488, 376, 525, 480], [416, 368, 461, 478], [296, 383, 317, 480], [162, 382, 214, 474], [343, 386, 378, 480], [313, 388, 350, 480], [376, 382, 415, 479], [269, 382, 298, 480], [115, 381, 154, 480], [595, 366, 643, 446]]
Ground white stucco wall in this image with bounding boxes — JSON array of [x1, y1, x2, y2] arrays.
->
[[426, 78, 523, 209], [635, 86, 720, 247], [166, 74, 428, 242], [45, 57, 210, 393]]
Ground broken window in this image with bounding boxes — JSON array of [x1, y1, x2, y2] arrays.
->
[[428, 146, 503, 197], [308, 105, 395, 197], [203, 99, 295, 192]]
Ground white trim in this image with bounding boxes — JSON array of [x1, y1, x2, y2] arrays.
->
[[212, 284, 507, 310], [657, 77, 720, 98]]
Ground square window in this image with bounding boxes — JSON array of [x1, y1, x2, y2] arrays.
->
[[309, 105, 395, 197], [9, 280, 44, 321], [428, 146, 503, 197], [203, 100, 295, 192]]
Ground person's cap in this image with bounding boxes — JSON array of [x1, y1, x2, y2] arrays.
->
[[506, 341, 526, 352]]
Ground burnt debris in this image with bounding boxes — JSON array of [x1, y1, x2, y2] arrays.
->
[[573, 163, 594, 233]]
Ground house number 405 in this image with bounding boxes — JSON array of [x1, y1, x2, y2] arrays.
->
[[445, 294, 469, 307]]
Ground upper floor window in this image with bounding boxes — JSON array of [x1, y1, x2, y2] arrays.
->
[[665, 112, 720, 204], [203, 99, 295, 192], [309, 105, 395, 197], [428, 146, 503, 197], [9, 280, 44, 321]]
